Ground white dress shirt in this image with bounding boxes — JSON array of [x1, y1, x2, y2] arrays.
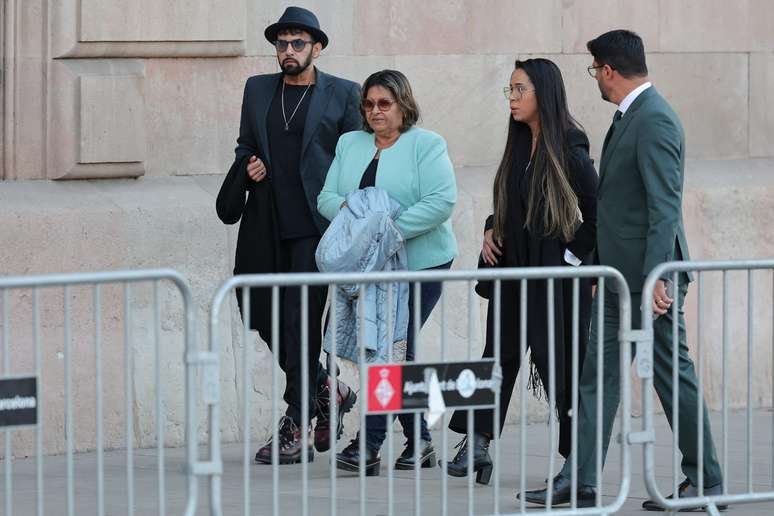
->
[[618, 81, 652, 117]]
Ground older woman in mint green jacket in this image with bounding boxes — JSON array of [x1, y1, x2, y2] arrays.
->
[[318, 70, 457, 477]]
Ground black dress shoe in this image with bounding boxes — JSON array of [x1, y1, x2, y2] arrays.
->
[[394, 439, 436, 470], [336, 438, 381, 476], [518, 474, 596, 508], [642, 478, 728, 512], [442, 433, 493, 485]]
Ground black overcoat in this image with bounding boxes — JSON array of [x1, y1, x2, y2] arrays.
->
[[216, 68, 361, 340]]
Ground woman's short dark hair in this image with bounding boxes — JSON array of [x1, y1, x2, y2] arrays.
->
[[587, 29, 648, 78], [360, 70, 421, 133]]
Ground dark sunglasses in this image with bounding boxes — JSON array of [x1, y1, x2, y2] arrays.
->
[[361, 98, 395, 112], [274, 39, 313, 53]]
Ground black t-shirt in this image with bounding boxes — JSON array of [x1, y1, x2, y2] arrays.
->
[[358, 158, 379, 189], [267, 81, 319, 239]]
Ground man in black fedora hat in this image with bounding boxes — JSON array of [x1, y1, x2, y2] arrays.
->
[[217, 6, 361, 465]]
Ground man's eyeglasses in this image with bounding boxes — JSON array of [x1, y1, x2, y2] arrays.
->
[[274, 39, 313, 53], [503, 85, 534, 101], [362, 98, 395, 112], [587, 64, 605, 78]]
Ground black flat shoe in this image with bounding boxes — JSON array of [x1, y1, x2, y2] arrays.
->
[[442, 433, 493, 485], [394, 439, 436, 470], [518, 474, 596, 508], [336, 438, 381, 476]]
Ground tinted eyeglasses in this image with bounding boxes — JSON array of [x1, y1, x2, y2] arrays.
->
[[361, 98, 395, 112], [274, 39, 313, 53]]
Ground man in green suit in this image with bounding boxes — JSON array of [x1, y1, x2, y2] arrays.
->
[[521, 30, 724, 511]]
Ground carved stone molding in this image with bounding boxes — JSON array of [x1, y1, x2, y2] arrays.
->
[[48, 60, 146, 179], [52, 0, 246, 58]]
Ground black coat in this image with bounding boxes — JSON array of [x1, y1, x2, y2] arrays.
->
[[479, 124, 598, 413], [216, 68, 361, 336]]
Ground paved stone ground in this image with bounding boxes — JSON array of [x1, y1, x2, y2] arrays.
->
[[2, 409, 774, 515]]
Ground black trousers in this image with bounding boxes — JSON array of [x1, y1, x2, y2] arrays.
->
[[449, 277, 591, 458], [263, 236, 328, 425]]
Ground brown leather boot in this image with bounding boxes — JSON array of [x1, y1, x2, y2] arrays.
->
[[314, 378, 357, 452], [255, 415, 313, 465]]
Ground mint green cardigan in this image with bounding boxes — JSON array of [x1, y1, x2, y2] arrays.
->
[[317, 127, 458, 270]]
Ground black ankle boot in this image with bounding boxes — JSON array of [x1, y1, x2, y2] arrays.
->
[[336, 438, 381, 476], [442, 433, 493, 485], [394, 439, 436, 470]]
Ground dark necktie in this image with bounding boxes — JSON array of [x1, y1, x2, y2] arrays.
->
[[602, 110, 623, 155]]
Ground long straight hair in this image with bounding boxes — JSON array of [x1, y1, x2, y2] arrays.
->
[[492, 59, 583, 243]]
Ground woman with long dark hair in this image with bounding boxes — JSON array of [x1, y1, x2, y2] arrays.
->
[[443, 58, 598, 484]]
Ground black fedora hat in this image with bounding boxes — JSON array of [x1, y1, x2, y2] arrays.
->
[[264, 6, 329, 49]]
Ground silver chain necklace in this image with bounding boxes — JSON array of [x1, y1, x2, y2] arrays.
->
[[281, 79, 313, 131]]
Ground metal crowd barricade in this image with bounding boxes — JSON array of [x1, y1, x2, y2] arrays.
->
[[202, 265, 634, 515], [639, 259, 774, 514], [0, 269, 195, 516]]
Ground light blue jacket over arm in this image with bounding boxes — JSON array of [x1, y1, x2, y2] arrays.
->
[[316, 188, 409, 364]]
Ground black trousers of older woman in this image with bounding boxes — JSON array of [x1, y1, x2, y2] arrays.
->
[[448, 275, 592, 458]]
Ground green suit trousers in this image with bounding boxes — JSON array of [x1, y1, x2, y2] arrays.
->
[[560, 283, 722, 488]]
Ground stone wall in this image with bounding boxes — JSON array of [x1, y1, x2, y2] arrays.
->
[[4, 1, 774, 181], [1, 1, 773, 453]]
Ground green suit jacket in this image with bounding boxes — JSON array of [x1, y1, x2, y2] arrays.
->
[[597, 86, 691, 293]]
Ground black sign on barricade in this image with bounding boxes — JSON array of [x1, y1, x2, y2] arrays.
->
[[0, 376, 38, 428], [367, 360, 499, 414]]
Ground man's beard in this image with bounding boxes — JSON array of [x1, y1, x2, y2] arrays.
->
[[280, 52, 313, 76], [598, 83, 610, 102]]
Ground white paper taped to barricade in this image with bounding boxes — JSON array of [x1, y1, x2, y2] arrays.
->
[[424, 368, 446, 427]]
